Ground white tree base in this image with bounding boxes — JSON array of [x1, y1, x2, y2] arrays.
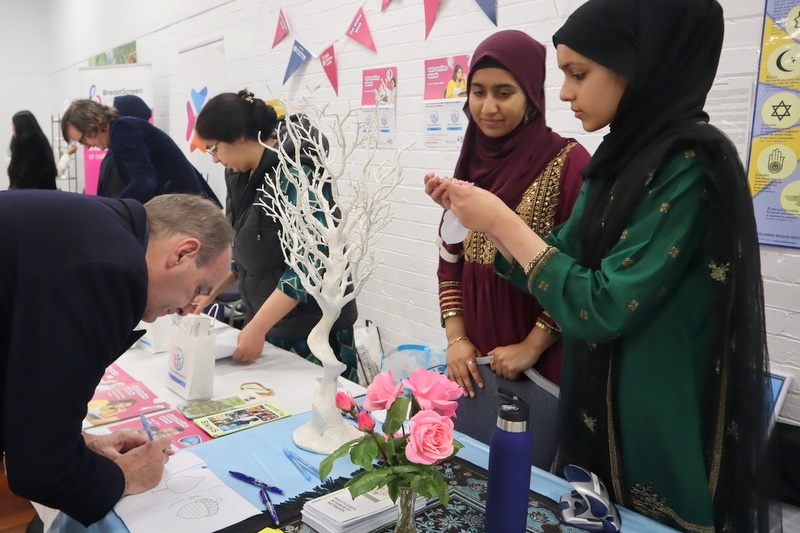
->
[[293, 417, 364, 454]]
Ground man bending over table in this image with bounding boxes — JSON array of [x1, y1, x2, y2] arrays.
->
[[0, 192, 233, 526]]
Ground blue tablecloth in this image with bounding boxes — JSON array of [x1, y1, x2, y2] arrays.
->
[[50, 411, 675, 532]]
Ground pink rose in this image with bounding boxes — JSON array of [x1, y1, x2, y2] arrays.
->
[[404, 410, 455, 465], [363, 371, 403, 411], [335, 391, 356, 413], [356, 411, 375, 432], [403, 368, 462, 418]]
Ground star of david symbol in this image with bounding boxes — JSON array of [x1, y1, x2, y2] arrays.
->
[[771, 100, 792, 121]]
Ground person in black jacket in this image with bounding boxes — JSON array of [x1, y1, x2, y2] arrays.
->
[[97, 94, 153, 198], [191, 90, 359, 381], [61, 99, 221, 206], [0, 192, 233, 526], [7, 111, 57, 190]]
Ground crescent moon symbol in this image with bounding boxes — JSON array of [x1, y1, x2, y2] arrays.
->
[[777, 49, 796, 73]]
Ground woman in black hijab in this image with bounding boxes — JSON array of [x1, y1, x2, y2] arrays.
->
[[426, 0, 774, 531], [8, 111, 57, 190]]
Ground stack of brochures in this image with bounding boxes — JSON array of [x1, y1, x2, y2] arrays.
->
[[302, 486, 425, 533]]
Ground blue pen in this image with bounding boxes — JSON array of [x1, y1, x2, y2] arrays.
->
[[228, 470, 285, 495], [139, 413, 154, 441], [260, 487, 280, 525], [283, 447, 319, 480]]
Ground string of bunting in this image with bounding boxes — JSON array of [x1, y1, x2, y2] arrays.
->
[[275, 0, 497, 93]]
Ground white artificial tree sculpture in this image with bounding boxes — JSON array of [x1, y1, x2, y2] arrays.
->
[[257, 97, 409, 454]]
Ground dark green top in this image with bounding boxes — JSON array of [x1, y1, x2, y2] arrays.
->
[[496, 151, 717, 532]]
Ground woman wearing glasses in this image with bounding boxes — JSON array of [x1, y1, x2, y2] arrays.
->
[[60, 99, 220, 205], [191, 90, 359, 381]]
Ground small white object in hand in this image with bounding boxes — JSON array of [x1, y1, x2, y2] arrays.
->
[[441, 209, 469, 244]]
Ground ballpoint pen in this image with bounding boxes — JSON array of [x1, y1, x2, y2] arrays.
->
[[260, 487, 280, 526], [228, 470, 285, 495], [139, 413, 154, 441], [283, 447, 319, 481]]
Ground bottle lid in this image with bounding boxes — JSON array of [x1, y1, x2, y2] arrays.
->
[[497, 388, 530, 423]]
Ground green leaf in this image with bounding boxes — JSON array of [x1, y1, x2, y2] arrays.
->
[[345, 469, 394, 499], [319, 437, 365, 480], [451, 438, 464, 456], [387, 478, 400, 502], [410, 475, 437, 498], [382, 397, 411, 436], [349, 436, 380, 470], [427, 468, 450, 505]]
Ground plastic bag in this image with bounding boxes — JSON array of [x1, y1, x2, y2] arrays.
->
[[380, 344, 446, 381], [353, 320, 383, 386]]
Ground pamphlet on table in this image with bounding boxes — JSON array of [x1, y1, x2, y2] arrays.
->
[[194, 401, 290, 438], [302, 486, 425, 533]]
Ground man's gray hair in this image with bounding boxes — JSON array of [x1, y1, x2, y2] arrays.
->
[[144, 194, 233, 267]]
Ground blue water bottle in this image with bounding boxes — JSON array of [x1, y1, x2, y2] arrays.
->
[[485, 388, 533, 533]]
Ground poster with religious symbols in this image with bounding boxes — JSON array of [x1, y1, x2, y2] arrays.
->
[[747, 0, 800, 248]]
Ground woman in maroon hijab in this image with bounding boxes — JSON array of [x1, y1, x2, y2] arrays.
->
[[432, 30, 590, 398]]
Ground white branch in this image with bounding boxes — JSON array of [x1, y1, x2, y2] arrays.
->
[[256, 92, 412, 323]]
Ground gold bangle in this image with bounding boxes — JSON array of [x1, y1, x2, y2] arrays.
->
[[535, 319, 561, 337], [447, 336, 469, 349], [524, 246, 552, 276], [441, 310, 462, 327], [528, 246, 559, 284], [537, 313, 561, 333]]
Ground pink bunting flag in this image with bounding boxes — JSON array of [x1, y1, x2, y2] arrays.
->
[[424, 0, 440, 39], [320, 45, 338, 95], [382, 0, 392, 11], [272, 9, 289, 48], [346, 7, 376, 52]]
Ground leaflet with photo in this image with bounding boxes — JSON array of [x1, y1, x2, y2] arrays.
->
[[84, 380, 170, 427], [87, 409, 212, 449], [193, 401, 290, 438]]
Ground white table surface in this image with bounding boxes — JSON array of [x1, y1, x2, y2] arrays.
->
[[34, 324, 366, 532], [35, 323, 675, 533]]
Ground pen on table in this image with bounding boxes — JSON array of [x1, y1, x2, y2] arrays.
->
[[139, 413, 154, 441], [228, 470, 284, 495], [259, 487, 280, 525], [283, 447, 319, 480]]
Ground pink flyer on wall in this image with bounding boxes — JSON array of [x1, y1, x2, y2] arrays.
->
[[361, 66, 397, 148], [362, 67, 397, 107], [424, 55, 469, 101], [423, 55, 470, 149]]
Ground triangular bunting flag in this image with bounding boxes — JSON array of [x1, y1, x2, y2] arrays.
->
[[474, 0, 497, 25], [346, 7, 377, 52], [382, 0, 392, 11], [424, 0, 440, 39], [283, 40, 312, 84], [320, 45, 338, 95], [272, 9, 290, 48]]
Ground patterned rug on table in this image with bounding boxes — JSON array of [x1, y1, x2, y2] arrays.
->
[[218, 457, 584, 532]]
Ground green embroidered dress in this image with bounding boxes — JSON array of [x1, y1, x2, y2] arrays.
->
[[497, 151, 719, 532]]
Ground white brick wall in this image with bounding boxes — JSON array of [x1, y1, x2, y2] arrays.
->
[[0, 0, 53, 190], [20, 0, 800, 421]]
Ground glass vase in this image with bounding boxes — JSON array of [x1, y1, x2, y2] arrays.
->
[[393, 485, 418, 533]]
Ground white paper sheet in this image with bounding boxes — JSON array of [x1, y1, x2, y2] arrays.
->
[[114, 451, 260, 533]]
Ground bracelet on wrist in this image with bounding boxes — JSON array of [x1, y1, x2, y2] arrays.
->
[[524, 246, 552, 276], [534, 319, 561, 337], [447, 335, 469, 349]]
